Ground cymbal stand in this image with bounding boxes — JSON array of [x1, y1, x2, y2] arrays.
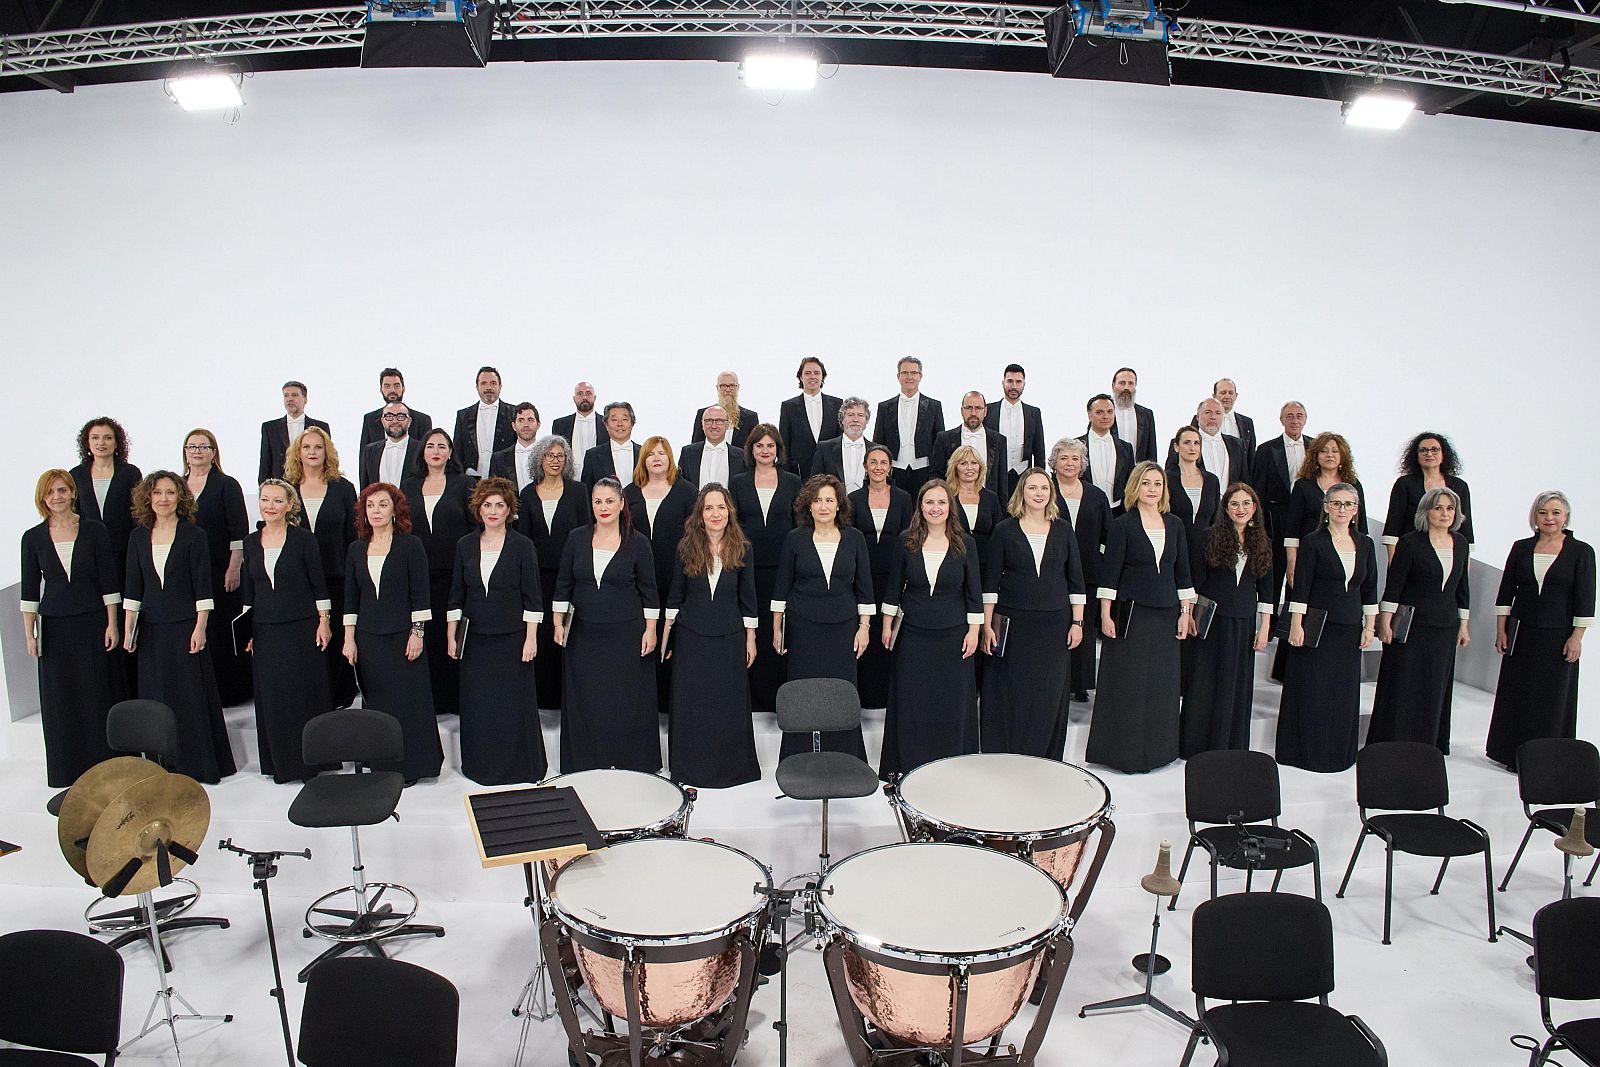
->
[[219, 838, 311, 1067], [120, 863, 234, 1063]]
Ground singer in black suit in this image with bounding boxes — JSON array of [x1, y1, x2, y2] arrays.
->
[[678, 439, 748, 488], [581, 402, 644, 490], [285, 426, 360, 710], [1110, 368, 1158, 464], [1381, 432, 1475, 558], [678, 403, 747, 488], [777, 358, 842, 477], [731, 425, 802, 714], [1212, 378, 1257, 459], [930, 422, 1008, 498], [258, 381, 330, 485], [1250, 402, 1307, 604], [517, 436, 588, 712], [873, 358, 945, 493], [358, 369, 433, 454], [985, 366, 1046, 497], [1051, 439, 1111, 702], [451, 367, 517, 477], [690, 372, 761, 450], [810, 398, 873, 486], [849, 445, 914, 709], [360, 427, 424, 490], [487, 402, 543, 487], [402, 429, 474, 718]]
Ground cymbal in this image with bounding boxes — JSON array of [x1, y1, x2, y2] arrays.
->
[[86, 772, 210, 898], [57, 757, 167, 880]]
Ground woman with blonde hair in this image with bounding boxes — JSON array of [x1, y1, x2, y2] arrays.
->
[[1050, 437, 1111, 703], [285, 425, 359, 708], [946, 443, 1001, 581], [626, 435, 697, 714]]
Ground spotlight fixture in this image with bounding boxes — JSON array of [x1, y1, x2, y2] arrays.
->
[[1342, 85, 1415, 129], [165, 65, 244, 111], [739, 46, 819, 92]]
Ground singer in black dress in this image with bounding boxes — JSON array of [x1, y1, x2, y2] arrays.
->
[[20, 470, 121, 787], [517, 436, 588, 712], [664, 484, 761, 788], [285, 426, 360, 710], [241, 480, 334, 783], [1168, 428, 1222, 696], [849, 444, 913, 709], [773, 475, 876, 762], [1486, 491, 1595, 770], [342, 483, 444, 784], [1382, 432, 1474, 559], [182, 428, 252, 706], [71, 417, 141, 692], [1051, 439, 1111, 703], [402, 429, 474, 718], [980, 469, 1086, 759], [625, 436, 698, 718], [1275, 432, 1368, 683], [1367, 489, 1471, 753], [124, 472, 236, 784], [730, 425, 801, 714], [448, 478, 547, 786]]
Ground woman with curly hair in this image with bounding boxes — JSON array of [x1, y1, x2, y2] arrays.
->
[[1382, 431, 1474, 561], [70, 417, 141, 578], [285, 425, 359, 708], [1283, 432, 1368, 589], [516, 435, 587, 711], [182, 427, 252, 706]]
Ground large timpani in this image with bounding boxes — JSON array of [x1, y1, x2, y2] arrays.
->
[[537, 768, 693, 874], [889, 753, 1115, 925]]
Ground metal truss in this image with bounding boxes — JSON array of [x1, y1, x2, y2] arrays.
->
[[2, 2, 1597, 110], [1438, 0, 1600, 28]]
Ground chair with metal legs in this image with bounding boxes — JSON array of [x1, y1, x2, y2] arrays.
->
[[1499, 738, 1600, 895], [0, 929, 124, 1067]]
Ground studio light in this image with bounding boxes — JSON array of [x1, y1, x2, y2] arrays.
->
[[166, 67, 244, 111], [739, 47, 819, 92], [1342, 86, 1415, 129]]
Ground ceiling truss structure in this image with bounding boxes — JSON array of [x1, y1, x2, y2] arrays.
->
[[2, 2, 1598, 110]]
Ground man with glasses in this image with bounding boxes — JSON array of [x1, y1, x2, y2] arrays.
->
[[359, 403, 423, 488], [930, 390, 1007, 497], [358, 367, 433, 453], [873, 356, 944, 493], [678, 404, 748, 488]]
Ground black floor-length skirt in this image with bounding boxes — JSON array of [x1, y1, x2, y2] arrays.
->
[[1085, 603, 1181, 774], [748, 566, 787, 713], [458, 631, 547, 785], [206, 583, 253, 707], [137, 620, 236, 784], [37, 613, 119, 788], [857, 592, 893, 709], [668, 628, 760, 788], [534, 567, 563, 710], [1276, 621, 1362, 773], [779, 613, 870, 762], [1179, 616, 1256, 757], [1486, 625, 1580, 770], [355, 630, 444, 782], [324, 579, 359, 709], [880, 621, 978, 779], [1069, 622, 1098, 697], [980, 607, 1071, 758], [1366, 623, 1457, 753], [424, 570, 460, 716], [560, 616, 661, 774], [252, 617, 334, 783]]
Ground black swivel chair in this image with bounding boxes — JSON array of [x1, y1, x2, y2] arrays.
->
[[289, 709, 444, 982], [1179, 893, 1387, 1067], [1500, 738, 1600, 895], [0, 928, 124, 1066], [1167, 750, 1321, 911], [297, 956, 458, 1067], [775, 678, 881, 881], [1336, 741, 1496, 945], [1527, 896, 1600, 1066]]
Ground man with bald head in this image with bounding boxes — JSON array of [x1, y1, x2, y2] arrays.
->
[[691, 371, 761, 451], [553, 381, 599, 482], [930, 390, 1007, 497], [1180, 397, 1246, 490]]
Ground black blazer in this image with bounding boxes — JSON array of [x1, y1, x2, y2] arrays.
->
[[448, 529, 542, 635], [360, 438, 424, 490], [581, 441, 643, 490], [452, 401, 517, 473], [810, 436, 870, 482], [241, 525, 329, 623], [1289, 528, 1378, 626], [692, 405, 762, 450], [1230, 412, 1258, 459], [677, 441, 748, 489], [952, 489, 1002, 582], [984, 400, 1046, 473], [1099, 511, 1193, 609], [668, 543, 758, 637], [884, 533, 983, 630], [1110, 403, 1158, 463], [1383, 473, 1474, 548], [401, 475, 476, 572], [1285, 479, 1369, 544], [71, 460, 142, 570], [21, 519, 119, 617], [773, 526, 875, 624], [731, 471, 802, 568], [126, 522, 212, 624], [192, 473, 248, 582], [1165, 465, 1222, 578], [1053, 480, 1112, 589], [296, 478, 358, 586], [625, 479, 699, 598], [259, 416, 331, 485], [1383, 530, 1469, 627], [873, 394, 945, 466], [1166, 436, 1246, 492], [517, 478, 591, 572], [553, 528, 659, 624], [359, 406, 433, 455], [1250, 435, 1301, 539], [984, 518, 1085, 611], [551, 412, 600, 461], [849, 486, 915, 583], [930, 427, 1008, 498], [1077, 433, 1135, 511], [343, 532, 430, 635], [1197, 552, 1276, 621], [779, 393, 843, 477], [1497, 533, 1597, 630], [488, 444, 539, 486]]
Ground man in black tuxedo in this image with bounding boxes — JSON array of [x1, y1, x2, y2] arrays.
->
[[1109, 367, 1158, 463], [552, 381, 599, 483], [360, 403, 424, 488], [777, 357, 842, 477], [1178, 398, 1248, 490], [985, 363, 1046, 495], [358, 367, 432, 454], [810, 397, 873, 493], [489, 402, 542, 492], [1213, 378, 1257, 458], [678, 405, 748, 488], [1079, 394, 1135, 513], [453, 366, 516, 478], [873, 357, 945, 493], [259, 380, 331, 485], [582, 401, 643, 489], [690, 372, 761, 451], [931, 391, 1007, 497], [1251, 400, 1309, 604]]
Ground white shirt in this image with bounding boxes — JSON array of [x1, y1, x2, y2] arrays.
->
[[961, 501, 978, 530], [922, 548, 948, 593], [644, 496, 664, 531], [1184, 485, 1202, 512], [840, 435, 867, 494], [960, 427, 986, 462], [513, 442, 538, 492], [1221, 410, 1240, 439], [815, 540, 840, 588], [756, 486, 777, 520], [592, 547, 616, 585], [366, 555, 385, 596], [151, 544, 172, 587], [1337, 548, 1357, 587], [1284, 436, 1306, 484], [53, 540, 76, 581], [286, 414, 306, 442], [303, 496, 324, 530], [998, 400, 1025, 473], [380, 437, 410, 487], [700, 441, 730, 488], [610, 440, 635, 481], [1435, 546, 1454, 590], [263, 545, 283, 588], [1198, 428, 1231, 487], [1025, 531, 1048, 575], [1062, 496, 1081, 528], [803, 392, 824, 443], [479, 549, 501, 593], [1146, 526, 1166, 569], [474, 402, 498, 476], [570, 413, 597, 478], [706, 555, 723, 598], [870, 507, 888, 536], [423, 493, 442, 529], [92, 478, 111, 517], [897, 393, 926, 470], [1533, 552, 1557, 594], [1086, 431, 1117, 499], [542, 499, 558, 531], [1113, 401, 1138, 454]]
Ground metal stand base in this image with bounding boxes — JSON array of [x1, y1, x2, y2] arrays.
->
[[118, 892, 233, 1066], [299, 828, 445, 983], [1079, 896, 1195, 1031], [89, 878, 230, 974]]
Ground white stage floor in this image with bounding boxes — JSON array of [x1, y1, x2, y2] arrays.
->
[[0, 654, 1586, 1066]]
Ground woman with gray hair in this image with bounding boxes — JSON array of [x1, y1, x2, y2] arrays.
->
[[1486, 490, 1595, 770], [1050, 436, 1111, 703], [516, 435, 588, 711], [1365, 486, 1471, 752]]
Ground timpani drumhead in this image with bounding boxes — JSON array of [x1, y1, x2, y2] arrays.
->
[[541, 768, 687, 836], [898, 754, 1109, 837], [551, 837, 769, 943]]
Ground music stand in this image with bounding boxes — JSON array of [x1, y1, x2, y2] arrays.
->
[[1080, 841, 1196, 1030]]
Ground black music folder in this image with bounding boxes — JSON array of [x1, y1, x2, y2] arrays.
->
[[1388, 604, 1416, 645], [464, 786, 606, 870], [1192, 596, 1219, 640]]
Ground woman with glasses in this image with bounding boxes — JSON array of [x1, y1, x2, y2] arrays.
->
[[517, 435, 587, 712], [1382, 432, 1473, 562], [182, 429, 252, 707]]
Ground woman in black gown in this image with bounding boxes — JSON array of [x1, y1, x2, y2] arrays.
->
[[553, 477, 661, 773], [402, 429, 474, 718], [1382, 432, 1474, 561], [1086, 461, 1194, 774], [71, 417, 140, 693], [1051, 438, 1111, 704], [21, 469, 121, 787], [730, 424, 801, 714], [1179, 483, 1274, 757], [1367, 487, 1470, 753], [448, 477, 547, 785], [1167, 427, 1221, 697], [663, 484, 761, 788], [980, 468, 1086, 759], [1486, 491, 1595, 770], [880, 479, 983, 779], [1276, 482, 1378, 773], [1276, 432, 1367, 683], [242, 479, 333, 783], [625, 436, 698, 717], [342, 482, 443, 784], [285, 426, 359, 710], [181, 428, 252, 706], [773, 474, 875, 762], [849, 444, 913, 709], [123, 472, 236, 784], [517, 435, 587, 712], [947, 445, 1002, 577]]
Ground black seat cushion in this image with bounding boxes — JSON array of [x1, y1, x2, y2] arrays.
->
[[1553, 1017, 1600, 1063], [1203, 1002, 1383, 1066], [0, 1051, 102, 1066], [1532, 806, 1600, 846], [776, 752, 880, 802], [1367, 813, 1486, 857], [289, 772, 404, 829], [1196, 826, 1318, 871]]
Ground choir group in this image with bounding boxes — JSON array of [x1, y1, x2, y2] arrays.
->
[[18, 359, 1594, 795]]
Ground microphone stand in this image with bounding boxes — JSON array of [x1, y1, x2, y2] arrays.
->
[[754, 883, 813, 1067], [219, 838, 311, 1067]]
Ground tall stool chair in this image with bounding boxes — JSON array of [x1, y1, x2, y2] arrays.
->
[[289, 709, 444, 982], [0, 928, 124, 1066], [297, 956, 458, 1067]]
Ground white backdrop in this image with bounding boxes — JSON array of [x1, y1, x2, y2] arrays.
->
[[2, 57, 1596, 742]]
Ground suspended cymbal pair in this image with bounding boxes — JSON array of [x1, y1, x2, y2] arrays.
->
[[55, 757, 211, 898]]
